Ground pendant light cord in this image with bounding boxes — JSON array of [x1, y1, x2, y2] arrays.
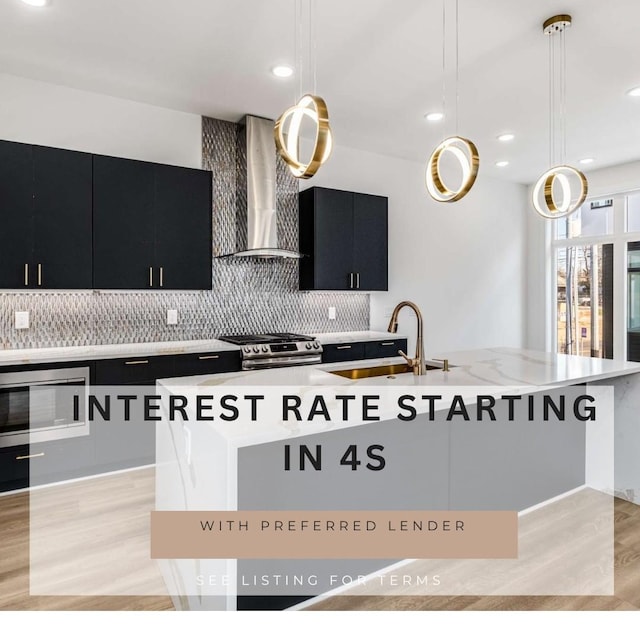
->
[[560, 29, 567, 164], [311, 0, 317, 95], [295, 0, 302, 101], [455, 0, 459, 135], [441, 0, 446, 138]]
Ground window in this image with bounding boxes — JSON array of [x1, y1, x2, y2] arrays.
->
[[556, 244, 613, 357], [551, 193, 640, 361], [556, 199, 613, 240], [627, 194, 640, 233]]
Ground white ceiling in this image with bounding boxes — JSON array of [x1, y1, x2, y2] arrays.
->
[[1, 0, 640, 184]]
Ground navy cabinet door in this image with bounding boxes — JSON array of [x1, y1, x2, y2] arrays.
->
[[33, 146, 93, 289], [353, 193, 388, 291], [0, 140, 34, 288], [298, 187, 388, 292], [300, 188, 354, 290], [154, 164, 212, 290], [93, 156, 156, 289]]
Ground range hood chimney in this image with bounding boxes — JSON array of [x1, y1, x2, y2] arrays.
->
[[218, 115, 302, 259]]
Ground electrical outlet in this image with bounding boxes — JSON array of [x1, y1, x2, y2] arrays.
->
[[167, 309, 178, 325], [328, 306, 336, 320], [15, 311, 30, 330]]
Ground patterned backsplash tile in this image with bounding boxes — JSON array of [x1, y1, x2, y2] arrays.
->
[[0, 117, 369, 350]]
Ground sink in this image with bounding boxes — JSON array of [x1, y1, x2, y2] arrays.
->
[[330, 362, 447, 380]]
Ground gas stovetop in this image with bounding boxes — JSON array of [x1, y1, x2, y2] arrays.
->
[[218, 333, 323, 370], [217, 332, 315, 345]]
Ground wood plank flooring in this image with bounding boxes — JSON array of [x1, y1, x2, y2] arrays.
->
[[1, 468, 639, 611]]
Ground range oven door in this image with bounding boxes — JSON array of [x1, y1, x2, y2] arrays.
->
[[0, 367, 90, 448]]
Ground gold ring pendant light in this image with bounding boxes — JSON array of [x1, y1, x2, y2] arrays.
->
[[427, 136, 479, 202], [274, 0, 332, 179], [426, 0, 479, 203], [275, 94, 333, 179], [532, 15, 588, 219]]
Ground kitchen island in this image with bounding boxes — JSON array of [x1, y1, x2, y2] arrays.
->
[[154, 347, 640, 610]]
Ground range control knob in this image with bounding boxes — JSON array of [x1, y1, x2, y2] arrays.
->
[[243, 347, 251, 354], [253, 346, 260, 353], [262, 346, 269, 353], [305, 343, 312, 349], [313, 341, 320, 349]]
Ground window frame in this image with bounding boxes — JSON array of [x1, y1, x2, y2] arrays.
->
[[549, 192, 640, 360]]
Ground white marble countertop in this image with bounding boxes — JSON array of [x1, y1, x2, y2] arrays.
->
[[314, 331, 405, 344], [156, 346, 640, 448], [0, 339, 240, 367], [158, 346, 640, 390], [0, 331, 403, 367]]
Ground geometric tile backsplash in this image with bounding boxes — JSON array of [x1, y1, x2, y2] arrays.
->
[[0, 117, 369, 350]]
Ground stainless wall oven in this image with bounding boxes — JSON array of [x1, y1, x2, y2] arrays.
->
[[0, 366, 90, 448]]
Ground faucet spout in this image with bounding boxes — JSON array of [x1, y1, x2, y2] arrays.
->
[[387, 300, 426, 375]]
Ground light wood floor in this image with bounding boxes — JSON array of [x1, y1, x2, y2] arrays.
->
[[1, 469, 639, 611]]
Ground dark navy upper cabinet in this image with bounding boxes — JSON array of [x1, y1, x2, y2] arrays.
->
[[93, 156, 212, 290], [0, 138, 212, 291], [299, 187, 388, 291], [0, 140, 92, 289]]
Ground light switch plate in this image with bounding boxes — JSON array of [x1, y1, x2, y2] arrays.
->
[[167, 309, 178, 325], [328, 306, 336, 320], [15, 311, 30, 330]]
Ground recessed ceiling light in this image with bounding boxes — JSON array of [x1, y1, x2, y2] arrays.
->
[[495, 160, 510, 168], [424, 112, 444, 122], [579, 157, 594, 165], [20, 0, 49, 6], [497, 133, 515, 142], [272, 65, 294, 78], [626, 86, 640, 97]]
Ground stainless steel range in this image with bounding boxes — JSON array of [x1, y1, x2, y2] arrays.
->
[[218, 333, 323, 370]]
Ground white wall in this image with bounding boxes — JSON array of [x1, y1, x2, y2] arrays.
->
[[0, 73, 202, 167], [307, 145, 529, 355], [0, 74, 529, 353]]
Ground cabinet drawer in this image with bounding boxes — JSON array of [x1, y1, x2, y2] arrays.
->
[[0, 445, 30, 491], [29, 436, 96, 486], [0, 436, 95, 492], [321, 342, 366, 363], [94, 356, 175, 385], [172, 351, 241, 377], [364, 339, 407, 360]]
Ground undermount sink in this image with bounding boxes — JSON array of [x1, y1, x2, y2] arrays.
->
[[330, 361, 449, 380]]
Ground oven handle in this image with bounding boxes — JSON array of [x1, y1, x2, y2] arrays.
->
[[242, 355, 322, 369], [0, 377, 88, 389]]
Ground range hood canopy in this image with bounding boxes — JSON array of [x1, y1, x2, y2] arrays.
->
[[217, 115, 302, 259]]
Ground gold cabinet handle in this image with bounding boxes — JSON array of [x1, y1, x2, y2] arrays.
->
[[356, 272, 360, 289], [336, 345, 352, 350], [149, 267, 153, 287], [160, 267, 164, 288], [37, 263, 42, 286], [24, 264, 29, 286], [198, 355, 220, 360], [349, 273, 354, 289], [381, 342, 395, 346], [16, 452, 45, 461], [124, 360, 149, 365]]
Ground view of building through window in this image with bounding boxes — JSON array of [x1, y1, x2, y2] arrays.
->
[[557, 244, 613, 357]]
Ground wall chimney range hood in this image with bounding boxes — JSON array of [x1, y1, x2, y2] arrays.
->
[[217, 115, 302, 259]]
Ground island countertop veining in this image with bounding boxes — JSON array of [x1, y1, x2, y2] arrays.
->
[[158, 346, 640, 390]]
